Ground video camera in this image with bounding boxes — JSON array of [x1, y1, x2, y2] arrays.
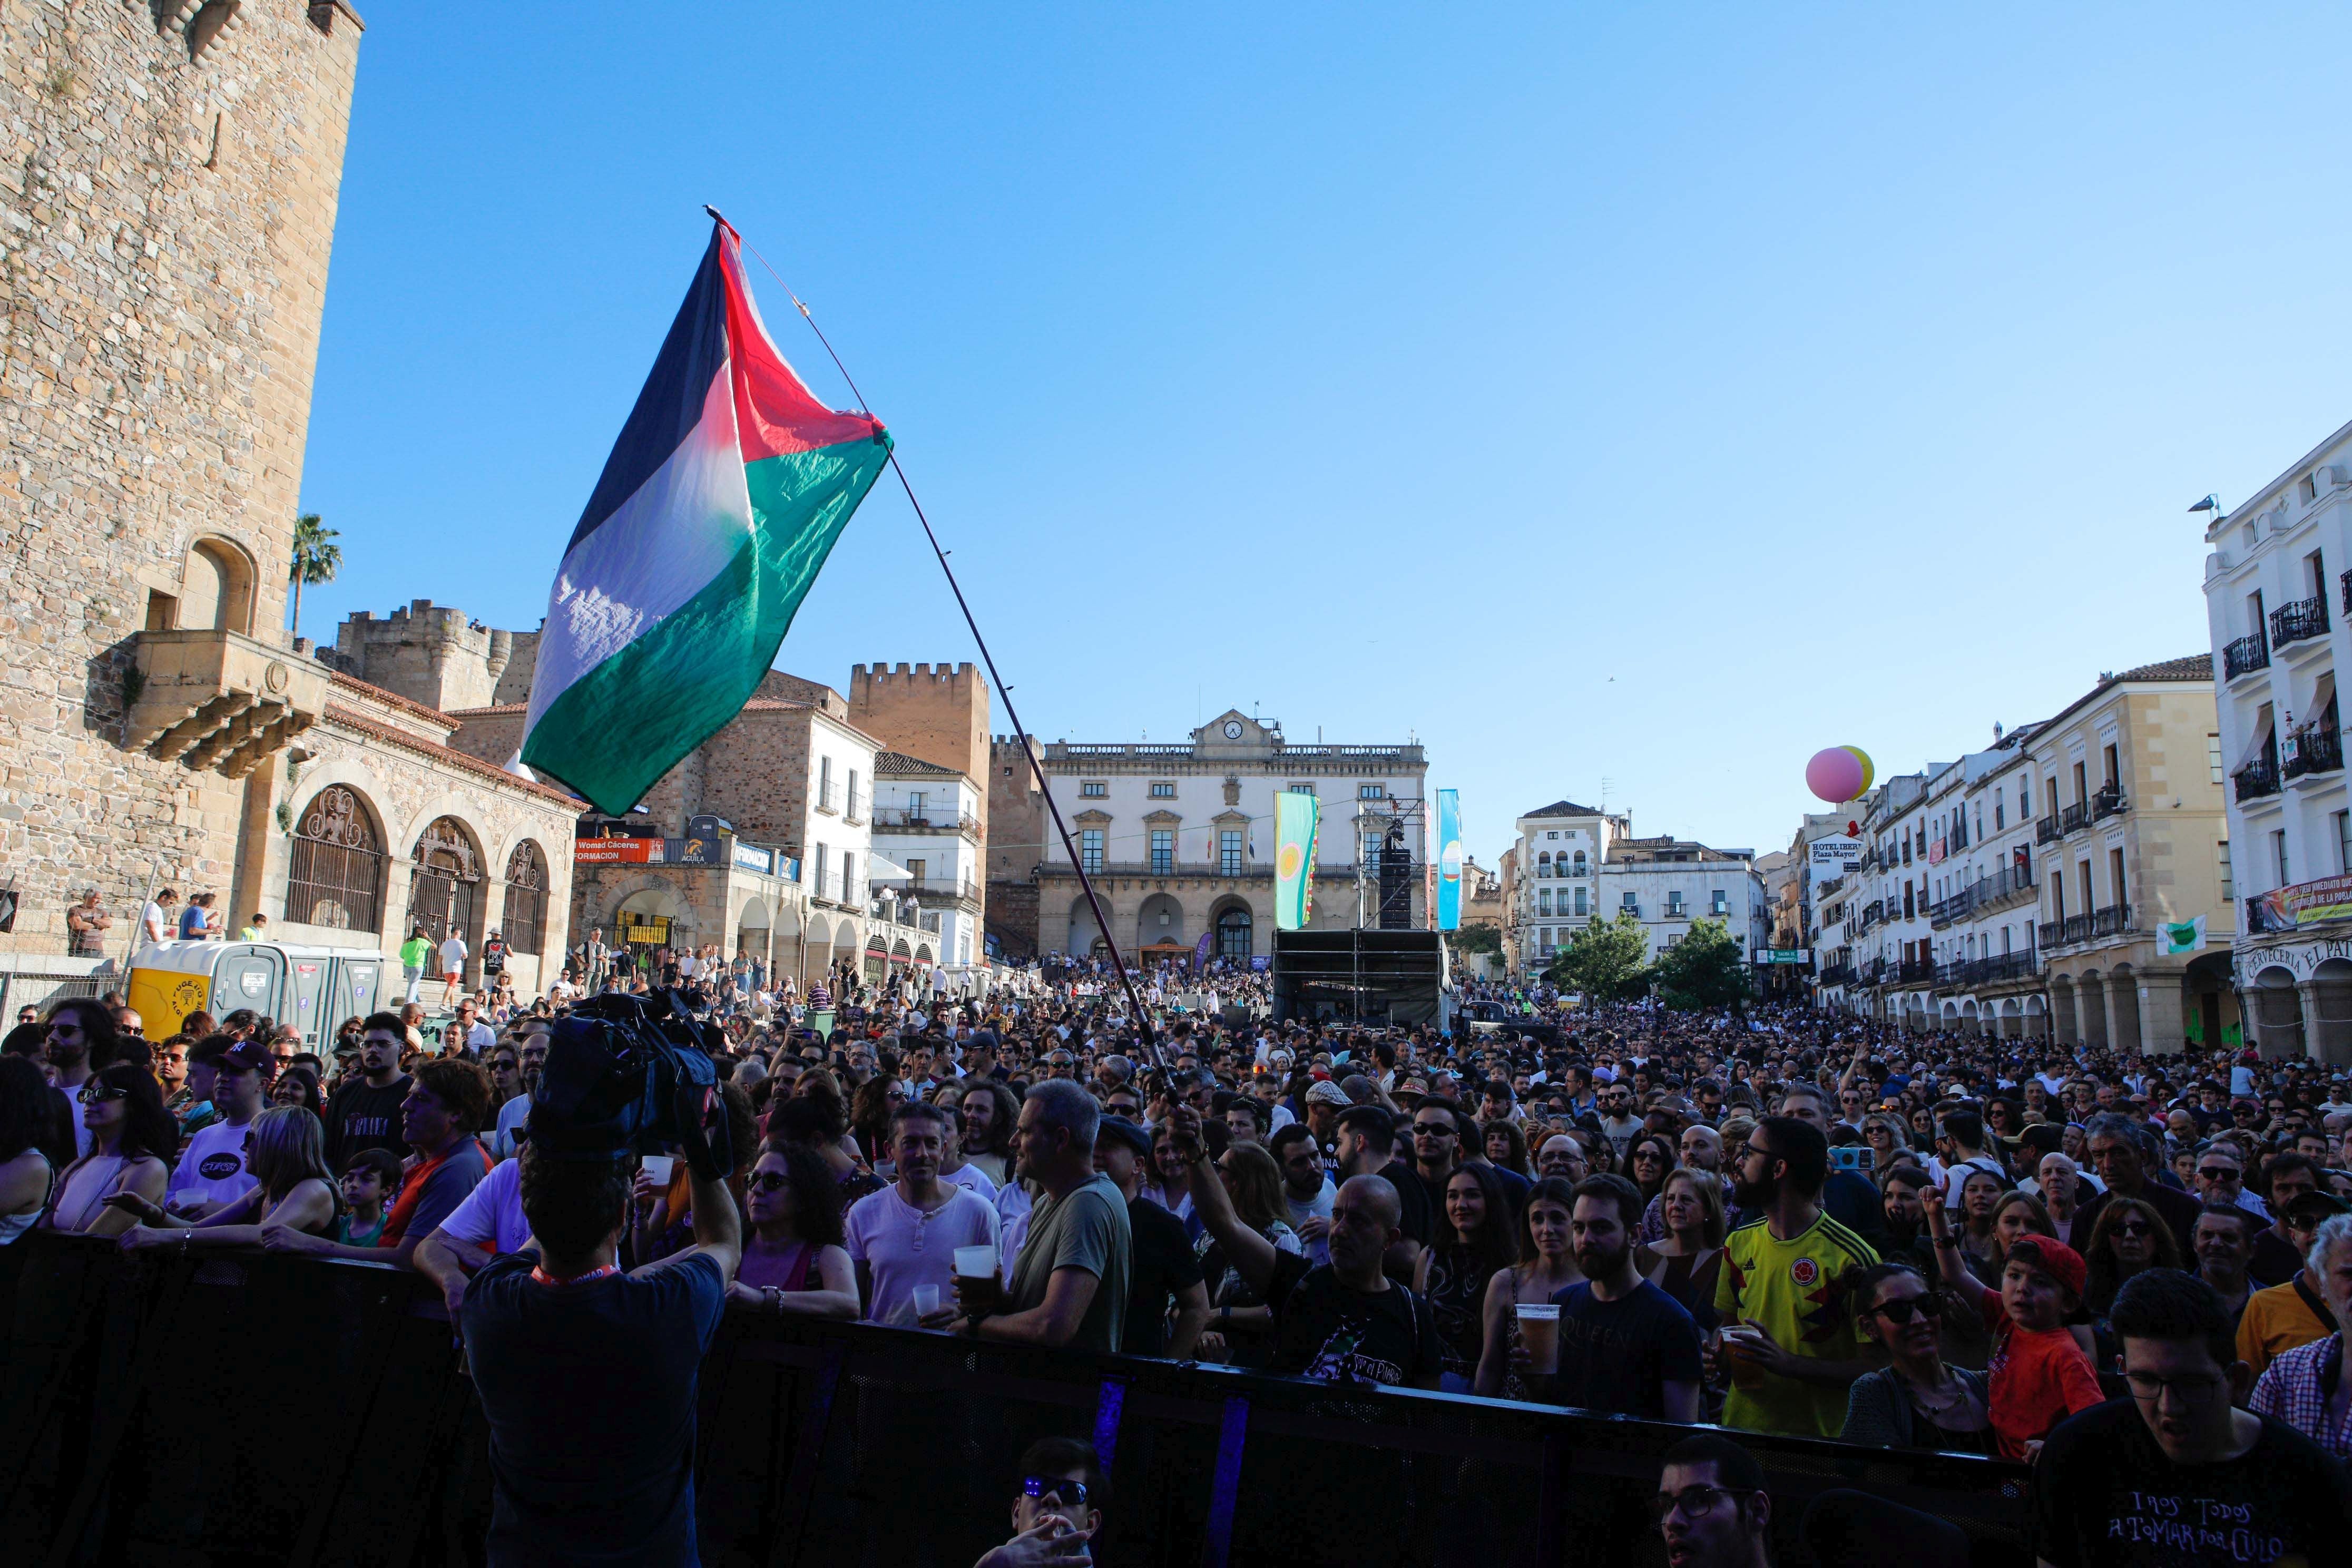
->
[[526, 988, 736, 1181]]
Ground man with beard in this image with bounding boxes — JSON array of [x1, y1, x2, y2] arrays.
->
[[1538, 1173, 1703, 1420], [324, 1012, 413, 1167], [1713, 1115, 1881, 1438]]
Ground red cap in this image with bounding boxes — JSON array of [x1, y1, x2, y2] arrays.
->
[[2006, 1234, 2086, 1300]]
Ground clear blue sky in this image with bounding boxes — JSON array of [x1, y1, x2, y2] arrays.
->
[[299, 4, 2352, 868]]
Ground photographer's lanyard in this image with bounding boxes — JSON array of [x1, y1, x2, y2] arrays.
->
[[532, 1262, 621, 1287]]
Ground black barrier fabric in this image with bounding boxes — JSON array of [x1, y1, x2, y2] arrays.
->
[[0, 1232, 2034, 1566]]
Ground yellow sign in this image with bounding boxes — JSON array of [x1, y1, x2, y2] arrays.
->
[[623, 924, 668, 945]]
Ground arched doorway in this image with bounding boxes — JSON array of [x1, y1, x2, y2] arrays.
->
[[2251, 966, 2305, 1060], [2310, 958, 2352, 1065], [503, 840, 549, 955], [1215, 904, 1254, 964], [285, 785, 384, 932], [1068, 896, 1107, 958], [406, 817, 484, 955]]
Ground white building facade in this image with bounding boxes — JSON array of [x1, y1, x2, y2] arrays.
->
[[2206, 417, 2352, 1062], [868, 752, 984, 973], [1031, 710, 1428, 962], [1508, 801, 1767, 974]]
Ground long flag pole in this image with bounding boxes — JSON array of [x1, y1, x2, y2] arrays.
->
[[711, 210, 1161, 1059]]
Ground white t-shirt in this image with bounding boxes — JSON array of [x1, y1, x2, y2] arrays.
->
[[943, 1160, 998, 1203], [1938, 1153, 2007, 1209], [439, 936, 467, 974], [436, 1154, 532, 1253], [490, 1093, 532, 1160], [845, 1184, 999, 1327], [165, 1116, 260, 1212], [1286, 1178, 1336, 1267], [141, 901, 169, 944]]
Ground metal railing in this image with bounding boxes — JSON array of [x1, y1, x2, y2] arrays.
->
[[2342, 566, 2352, 619], [2091, 901, 2137, 938], [0, 1232, 2039, 1568], [2270, 594, 2330, 649], [2285, 722, 2344, 780], [2091, 782, 2127, 821], [870, 807, 980, 832], [2235, 756, 2282, 802], [817, 778, 839, 812], [1895, 957, 1935, 984], [2223, 630, 2270, 679], [2059, 801, 2090, 835], [1935, 951, 2041, 987], [2034, 814, 2062, 845]]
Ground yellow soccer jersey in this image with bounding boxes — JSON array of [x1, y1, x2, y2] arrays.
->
[[1714, 1211, 1878, 1438]]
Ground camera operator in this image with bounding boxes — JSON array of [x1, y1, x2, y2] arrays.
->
[[460, 1138, 741, 1567]]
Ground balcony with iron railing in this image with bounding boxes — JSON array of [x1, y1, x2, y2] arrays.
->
[[2039, 904, 2137, 950], [2059, 801, 2091, 835], [2035, 815, 2063, 846], [1936, 951, 2041, 987], [2234, 751, 2282, 803], [2091, 782, 2127, 822], [870, 807, 981, 834], [2270, 595, 2330, 650], [2284, 721, 2344, 781], [815, 779, 840, 814], [2223, 631, 2271, 681], [1895, 957, 1935, 985]]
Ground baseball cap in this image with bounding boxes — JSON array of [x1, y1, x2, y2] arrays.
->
[[2005, 1235, 2087, 1301], [1094, 1117, 1152, 1161], [217, 1040, 272, 1076]]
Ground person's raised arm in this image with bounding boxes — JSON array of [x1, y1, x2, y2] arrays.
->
[[1920, 1184, 1988, 1315], [671, 1157, 742, 1280], [1169, 1104, 1278, 1296]]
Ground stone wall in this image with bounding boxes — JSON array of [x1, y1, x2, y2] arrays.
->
[[0, 1, 364, 954]]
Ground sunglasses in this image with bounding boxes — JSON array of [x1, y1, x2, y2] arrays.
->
[[2111, 1221, 2155, 1238], [75, 1082, 127, 1105], [2196, 1168, 2241, 1182], [1871, 1294, 1942, 1326], [1022, 1475, 1089, 1510], [749, 1170, 792, 1193], [1650, 1484, 1755, 1524]]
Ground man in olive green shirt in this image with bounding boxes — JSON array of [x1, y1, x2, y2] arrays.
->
[[939, 1079, 1130, 1353]]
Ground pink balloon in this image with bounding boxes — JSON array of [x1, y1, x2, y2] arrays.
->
[[1806, 747, 1866, 804]]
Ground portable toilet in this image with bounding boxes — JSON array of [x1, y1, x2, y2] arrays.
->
[[127, 940, 391, 1050]]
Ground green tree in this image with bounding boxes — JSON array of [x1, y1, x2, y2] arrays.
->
[[1543, 911, 1653, 1001], [1447, 924, 1503, 956], [1652, 917, 1752, 1011], [288, 512, 341, 639]]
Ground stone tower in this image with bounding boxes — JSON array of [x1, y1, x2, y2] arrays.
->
[[985, 733, 1042, 959], [329, 600, 515, 715], [0, 3, 365, 954]]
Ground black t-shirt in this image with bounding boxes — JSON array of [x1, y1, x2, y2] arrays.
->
[[1543, 1279, 1704, 1420], [1377, 1159, 1433, 1246], [2033, 1398, 2352, 1568], [1125, 1196, 1204, 1359], [1266, 1253, 1444, 1388], [2248, 1228, 2305, 1290], [462, 1249, 727, 1568], [324, 1074, 411, 1167]]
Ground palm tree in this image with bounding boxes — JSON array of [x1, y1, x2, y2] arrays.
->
[[288, 513, 341, 640]]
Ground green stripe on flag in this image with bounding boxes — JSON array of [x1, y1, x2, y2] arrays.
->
[[524, 434, 891, 813]]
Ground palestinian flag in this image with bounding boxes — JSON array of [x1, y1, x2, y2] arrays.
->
[[520, 216, 891, 814]]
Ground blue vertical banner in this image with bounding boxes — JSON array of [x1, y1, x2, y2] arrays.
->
[[1436, 789, 1463, 931]]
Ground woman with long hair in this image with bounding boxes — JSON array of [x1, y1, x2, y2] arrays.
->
[[1988, 1191, 2057, 1273], [1625, 1131, 1678, 1212], [0, 1055, 56, 1243], [1482, 1119, 1531, 1178], [1475, 1175, 1582, 1400], [43, 1063, 174, 1237], [1954, 1167, 2011, 1282], [848, 1076, 902, 1169], [1194, 1141, 1302, 1368], [2083, 1197, 2181, 1316], [114, 1105, 337, 1247], [1861, 1112, 1913, 1174], [728, 1140, 858, 1318], [1838, 1261, 1993, 1453], [270, 1065, 324, 1117], [1643, 1168, 1727, 1328], [1417, 1162, 1518, 1393], [959, 1079, 1019, 1186]]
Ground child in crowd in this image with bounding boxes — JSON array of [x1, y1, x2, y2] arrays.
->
[[1923, 1185, 2103, 1459], [336, 1148, 402, 1249]]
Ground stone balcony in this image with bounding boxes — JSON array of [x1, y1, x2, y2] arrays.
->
[[123, 629, 328, 779]]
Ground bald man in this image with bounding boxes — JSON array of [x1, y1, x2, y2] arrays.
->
[[1173, 1107, 1443, 1389]]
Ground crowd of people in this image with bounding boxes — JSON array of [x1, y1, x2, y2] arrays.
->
[[6, 964, 2352, 1564]]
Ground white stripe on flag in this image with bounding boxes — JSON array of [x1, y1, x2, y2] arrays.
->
[[524, 363, 751, 736]]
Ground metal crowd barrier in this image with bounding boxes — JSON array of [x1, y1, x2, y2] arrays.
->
[[0, 1232, 2033, 1566]]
